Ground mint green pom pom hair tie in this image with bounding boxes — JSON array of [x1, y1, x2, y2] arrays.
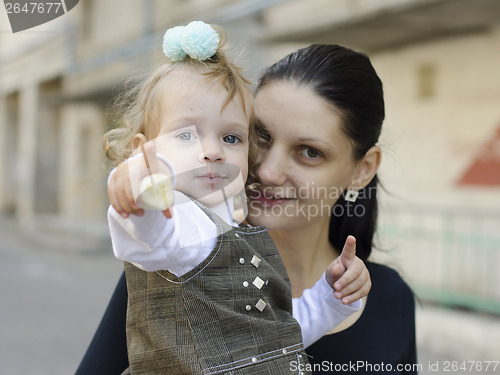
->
[[162, 21, 220, 62]]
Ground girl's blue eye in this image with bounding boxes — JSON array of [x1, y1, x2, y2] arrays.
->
[[223, 135, 240, 144], [300, 147, 320, 159], [177, 131, 196, 141]]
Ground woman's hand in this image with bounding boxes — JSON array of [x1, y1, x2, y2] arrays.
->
[[325, 235, 371, 305]]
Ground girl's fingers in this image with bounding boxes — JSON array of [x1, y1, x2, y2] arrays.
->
[[112, 160, 146, 216], [334, 259, 371, 293], [108, 184, 127, 218], [335, 273, 371, 303], [325, 261, 345, 290], [340, 281, 371, 305], [339, 235, 356, 267], [123, 172, 141, 213], [335, 275, 367, 298], [115, 184, 134, 216], [163, 208, 172, 219], [333, 259, 363, 291], [114, 174, 143, 216]]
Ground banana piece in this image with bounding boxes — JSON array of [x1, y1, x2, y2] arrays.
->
[[137, 173, 174, 210]]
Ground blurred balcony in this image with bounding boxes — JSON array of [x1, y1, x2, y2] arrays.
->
[[260, 0, 500, 51]]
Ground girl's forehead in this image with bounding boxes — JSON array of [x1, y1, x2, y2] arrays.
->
[[160, 66, 212, 90], [158, 66, 234, 98], [159, 67, 252, 113]]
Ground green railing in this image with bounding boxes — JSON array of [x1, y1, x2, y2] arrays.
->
[[376, 204, 500, 315]]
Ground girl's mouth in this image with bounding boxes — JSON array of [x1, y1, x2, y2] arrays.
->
[[196, 175, 227, 189]]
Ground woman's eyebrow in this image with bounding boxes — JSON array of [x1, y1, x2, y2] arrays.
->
[[254, 120, 270, 133], [297, 137, 335, 150], [254, 118, 266, 128]]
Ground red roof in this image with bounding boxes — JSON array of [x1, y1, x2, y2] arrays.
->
[[457, 124, 500, 186]]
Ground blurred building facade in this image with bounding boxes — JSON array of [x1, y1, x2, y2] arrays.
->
[[1, 0, 499, 313]]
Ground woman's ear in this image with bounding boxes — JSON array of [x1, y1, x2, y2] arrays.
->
[[352, 145, 381, 189], [132, 133, 147, 150]]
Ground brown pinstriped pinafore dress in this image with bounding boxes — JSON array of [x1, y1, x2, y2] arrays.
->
[[123, 202, 310, 374]]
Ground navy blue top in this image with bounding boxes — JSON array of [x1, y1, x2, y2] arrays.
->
[[306, 262, 417, 374], [76, 262, 417, 375]]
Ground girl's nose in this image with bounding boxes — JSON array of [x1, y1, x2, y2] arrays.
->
[[256, 148, 288, 186], [199, 137, 224, 163]]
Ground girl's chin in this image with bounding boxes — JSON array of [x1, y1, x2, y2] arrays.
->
[[196, 193, 226, 208], [188, 186, 242, 208]]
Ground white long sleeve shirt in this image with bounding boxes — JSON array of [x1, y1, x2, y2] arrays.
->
[[108, 152, 361, 348], [109, 190, 361, 348]]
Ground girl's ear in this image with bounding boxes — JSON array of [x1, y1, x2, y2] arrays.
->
[[132, 133, 147, 150], [352, 145, 381, 189]]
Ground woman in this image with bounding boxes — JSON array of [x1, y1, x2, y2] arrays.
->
[[247, 44, 417, 374], [76, 44, 416, 375]]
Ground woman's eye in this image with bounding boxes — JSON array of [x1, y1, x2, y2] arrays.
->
[[177, 131, 196, 141], [300, 147, 321, 159], [223, 135, 240, 144]]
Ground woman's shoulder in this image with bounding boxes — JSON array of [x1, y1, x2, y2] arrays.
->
[[365, 261, 410, 285], [365, 261, 415, 303], [306, 260, 417, 371]]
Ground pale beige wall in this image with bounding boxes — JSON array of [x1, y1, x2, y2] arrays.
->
[[1, 0, 499, 251], [374, 26, 500, 211], [59, 103, 106, 221], [76, 0, 146, 57], [0, 96, 7, 210], [369, 27, 500, 300], [0, 33, 71, 223], [0, 0, 255, 226], [263, 0, 425, 35], [244, 18, 500, 302], [0, 5, 72, 59]]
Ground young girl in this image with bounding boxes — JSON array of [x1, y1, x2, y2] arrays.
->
[[105, 21, 370, 374]]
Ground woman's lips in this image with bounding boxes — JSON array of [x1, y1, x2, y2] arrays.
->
[[251, 191, 294, 207]]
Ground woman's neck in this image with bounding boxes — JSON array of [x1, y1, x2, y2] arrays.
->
[[270, 219, 339, 298]]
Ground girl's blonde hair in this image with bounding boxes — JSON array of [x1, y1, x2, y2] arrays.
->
[[103, 25, 253, 168]]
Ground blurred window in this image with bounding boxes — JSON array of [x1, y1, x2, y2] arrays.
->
[[418, 63, 436, 99]]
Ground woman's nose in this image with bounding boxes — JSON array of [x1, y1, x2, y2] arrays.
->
[[199, 138, 224, 162], [256, 148, 288, 186]]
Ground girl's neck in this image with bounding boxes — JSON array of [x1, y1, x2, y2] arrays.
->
[[270, 219, 339, 298], [209, 197, 234, 225]]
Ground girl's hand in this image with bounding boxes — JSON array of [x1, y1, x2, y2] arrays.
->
[[325, 235, 371, 305], [108, 142, 172, 219], [108, 158, 143, 218]]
